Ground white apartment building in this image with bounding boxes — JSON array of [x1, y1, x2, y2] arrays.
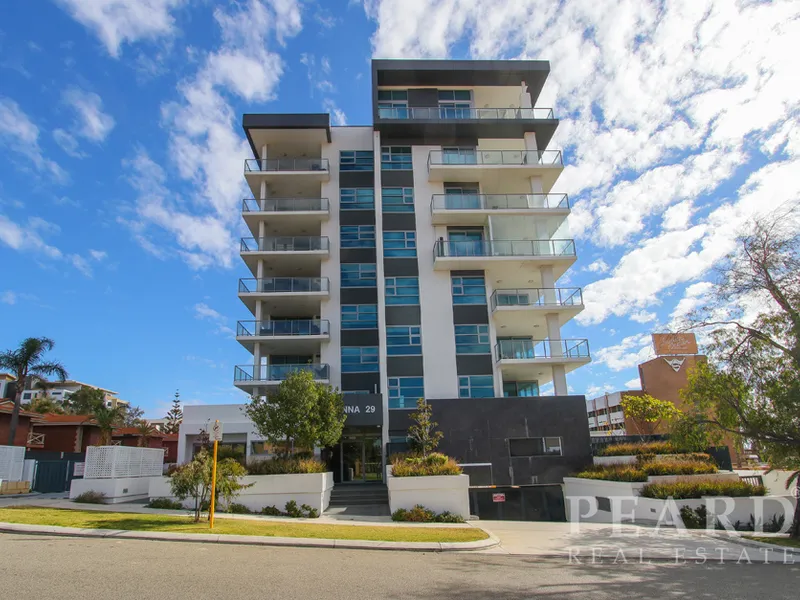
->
[[22, 380, 130, 410]]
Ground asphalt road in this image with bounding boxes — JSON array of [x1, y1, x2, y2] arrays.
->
[[1, 533, 798, 600]]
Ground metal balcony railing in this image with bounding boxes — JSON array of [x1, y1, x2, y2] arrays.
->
[[236, 320, 330, 337], [240, 237, 330, 253], [490, 288, 583, 310], [234, 364, 330, 382], [428, 149, 563, 168], [431, 193, 569, 211], [244, 158, 329, 173], [495, 339, 591, 361], [241, 198, 329, 213], [378, 107, 555, 120], [434, 239, 576, 258], [238, 278, 329, 294]]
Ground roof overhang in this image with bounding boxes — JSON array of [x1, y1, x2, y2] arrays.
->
[[243, 113, 332, 159]]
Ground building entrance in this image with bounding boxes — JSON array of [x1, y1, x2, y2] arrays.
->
[[330, 432, 383, 484]]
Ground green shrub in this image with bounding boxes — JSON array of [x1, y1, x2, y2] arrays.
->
[[435, 511, 465, 523], [391, 505, 465, 523], [575, 464, 648, 482], [576, 458, 717, 482], [284, 500, 302, 518], [390, 453, 462, 477], [225, 502, 252, 514], [260, 505, 282, 516], [640, 480, 767, 499], [641, 459, 717, 477], [301, 503, 320, 518], [72, 491, 107, 504], [680, 505, 708, 529], [597, 442, 676, 456], [146, 497, 185, 510], [246, 457, 327, 475]]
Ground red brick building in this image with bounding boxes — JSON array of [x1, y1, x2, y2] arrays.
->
[[30, 414, 103, 453], [0, 401, 43, 447]]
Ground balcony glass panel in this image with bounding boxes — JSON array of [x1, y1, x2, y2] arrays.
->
[[240, 237, 329, 252], [495, 339, 590, 361], [434, 239, 575, 258], [379, 107, 555, 120], [236, 320, 329, 337], [241, 198, 329, 212], [432, 193, 569, 211], [234, 364, 330, 382], [491, 288, 583, 309], [238, 278, 329, 294], [428, 150, 563, 167], [244, 158, 329, 172]]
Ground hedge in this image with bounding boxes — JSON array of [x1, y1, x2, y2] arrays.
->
[[640, 480, 767, 499]]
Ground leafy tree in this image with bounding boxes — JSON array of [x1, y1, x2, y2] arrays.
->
[[681, 206, 800, 537], [669, 409, 723, 452], [135, 422, 156, 447], [169, 449, 249, 522], [92, 405, 125, 445], [408, 398, 443, 458], [29, 395, 66, 415], [163, 390, 183, 434], [620, 393, 681, 435], [243, 370, 345, 457], [0, 337, 68, 445], [121, 405, 145, 426], [64, 387, 105, 414]]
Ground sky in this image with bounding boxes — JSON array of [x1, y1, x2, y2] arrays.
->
[[0, 0, 798, 417]]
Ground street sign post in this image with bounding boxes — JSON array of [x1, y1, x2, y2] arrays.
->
[[209, 420, 222, 529]]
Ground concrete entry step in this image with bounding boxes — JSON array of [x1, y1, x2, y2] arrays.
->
[[329, 483, 389, 507], [324, 504, 391, 518]]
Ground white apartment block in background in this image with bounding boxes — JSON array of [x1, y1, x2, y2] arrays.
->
[[22, 380, 130, 410]]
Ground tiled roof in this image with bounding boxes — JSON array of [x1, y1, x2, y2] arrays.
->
[[0, 400, 44, 420], [35, 413, 98, 426], [113, 427, 167, 437]]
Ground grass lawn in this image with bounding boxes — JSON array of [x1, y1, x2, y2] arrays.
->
[[746, 536, 800, 549], [0, 507, 488, 543]]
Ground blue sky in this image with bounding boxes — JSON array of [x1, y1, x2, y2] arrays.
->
[[1, 0, 797, 417]]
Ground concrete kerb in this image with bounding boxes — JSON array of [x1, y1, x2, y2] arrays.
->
[[704, 531, 800, 556], [0, 522, 500, 553]]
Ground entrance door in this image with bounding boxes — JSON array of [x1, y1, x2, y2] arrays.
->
[[340, 436, 383, 483]]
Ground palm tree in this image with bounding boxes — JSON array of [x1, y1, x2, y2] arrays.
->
[[135, 421, 156, 447], [0, 338, 68, 445], [91, 405, 124, 445]]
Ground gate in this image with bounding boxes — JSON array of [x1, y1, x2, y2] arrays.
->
[[469, 484, 566, 521], [32, 460, 75, 493]]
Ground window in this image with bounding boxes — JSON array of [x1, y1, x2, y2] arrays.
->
[[341, 225, 375, 248], [383, 231, 416, 257], [388, 377, 424, 409], [503, 381, 540, 397], [458, 375, 494, 398], [341, 347, 379, 373], [378, 90, 408, 118], [340, 150, 374, 171], [22, 392, 31, 400], [508, 437, 563, 457], [382, 187, 414, 212], [386, 326, 422, 356], [454, 324, 490, 354], [385, 277, 419, 305], [438, 90, 472, 119], [341, 304, 378, 329], [341, 263, 377, 287], [381, 146, 412, 170], [451, 275, 486, 305], [438, 90, 472, 102], [340, 188, 375, 210], [441, 147, 477, 165]]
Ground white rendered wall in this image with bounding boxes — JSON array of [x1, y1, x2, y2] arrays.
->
[[177, 404, 262, 464], [412, 145, 459, 399], [472, 86, 528, 110]]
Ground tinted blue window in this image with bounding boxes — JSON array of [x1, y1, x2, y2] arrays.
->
[[382, 187, 414, 212], [381, 146, 412, 170], [341, 305, 378, 329], [388, 377, 424, 409], [385, 277, 419, 305], [386, 326, 422, 356], [341, 347, 379, 373], [458, 375, 494, 398], [340, 188, 374, 210], [341, 264, 376, 287], [451, 276, 486, 305], [340, 151, 374, 172], [341, 225, 375, 248], [383, 231, 416, 257], [454, 324, 490, 354]]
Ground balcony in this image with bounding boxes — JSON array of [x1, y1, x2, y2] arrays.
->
[[26, 431, 45, 448], [375, 107, 558, 148], [238, 277, 329, 315], [240, 236, 329, 277], [433, 239, 576, 284], [234, 363, 330, 389], [236, 319, 330, 354], [241, 198, 329, 235], [495, 339, 591, 385], [244, 158, 329, 198], [427, 150, 563, 193], [431, 193, 569, 225], [491, 288, 584, 334]]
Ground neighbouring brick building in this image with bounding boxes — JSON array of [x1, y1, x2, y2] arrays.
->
[[0, 400, 43, 447], [30, 414, 103, 453]]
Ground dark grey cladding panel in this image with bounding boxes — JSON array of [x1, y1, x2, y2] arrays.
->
[[383, 135, 479, 148], [451, 270, 485, 277], [340, 287, 378, 304], [381, 170, 414, 187], [340, 248, 377, 263], [382, 212, 417, 231], [341, 329, 380, 347], [389, 409, 415, 431], [342, 393, 382, 427], [384, 306, 421, 326], [383, 258, 419, 276], [339, 210, 376, 226], [456, 354, 494, 375], [339, 171, 374, 187], [407, 89, 439, 108], [376, 122, 558, 149], [387, 356, 424, 376], [453, 305, 489, 325], [341, 373, 381, 394]]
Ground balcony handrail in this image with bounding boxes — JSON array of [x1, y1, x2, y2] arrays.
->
[[244, 158, 329, 173], [431, 193, 569, 211], [495, 339, 591, 361], [234, 363, 330, 382], [490, 288, 583, 310], [238, 277, 330, 294], [27, 432, 45, 445], [433, 239, 576, 258], [240, 236, 330, 252], [236, 319, 330, 337], [378, 107, 555, 120], [428, 149, 563, 168], [241, 198, 330, 212]]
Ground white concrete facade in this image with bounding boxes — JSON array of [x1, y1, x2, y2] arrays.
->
[[387, 472, 471, 519]]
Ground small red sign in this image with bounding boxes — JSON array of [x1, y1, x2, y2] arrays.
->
[[492, 493, 506, 503]]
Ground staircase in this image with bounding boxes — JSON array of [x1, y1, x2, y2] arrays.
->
[[327, 483, 390, 516]]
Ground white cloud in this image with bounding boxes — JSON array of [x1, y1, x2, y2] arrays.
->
[[584, 259, 609, 274], [62, 87, 116, 142], [1, 291, 16, 305], [0, 97, 68, 183], [68, 254, 93, 277], [54, 0, 187, 57], [0, 214, 62, 259], [624, 378, 641, 389], [52, 129, 84, 158], [586, 383, 616, 399], [593, 333, 653, 372], [28, 216, 61, 236], [323, 98, 348, 126], [629, 310, 657, 324], [89, 249, 108, 261], [193, 302, 234, 336]]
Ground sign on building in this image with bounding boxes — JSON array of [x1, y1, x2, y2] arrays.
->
[[652, 333, 698, 356], [492, 493, 506, 503]]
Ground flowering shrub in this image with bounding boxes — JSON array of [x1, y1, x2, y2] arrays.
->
[[597, 442, 676, 456], [640, 480, 767, 499], [390, 452, 462, 477]]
